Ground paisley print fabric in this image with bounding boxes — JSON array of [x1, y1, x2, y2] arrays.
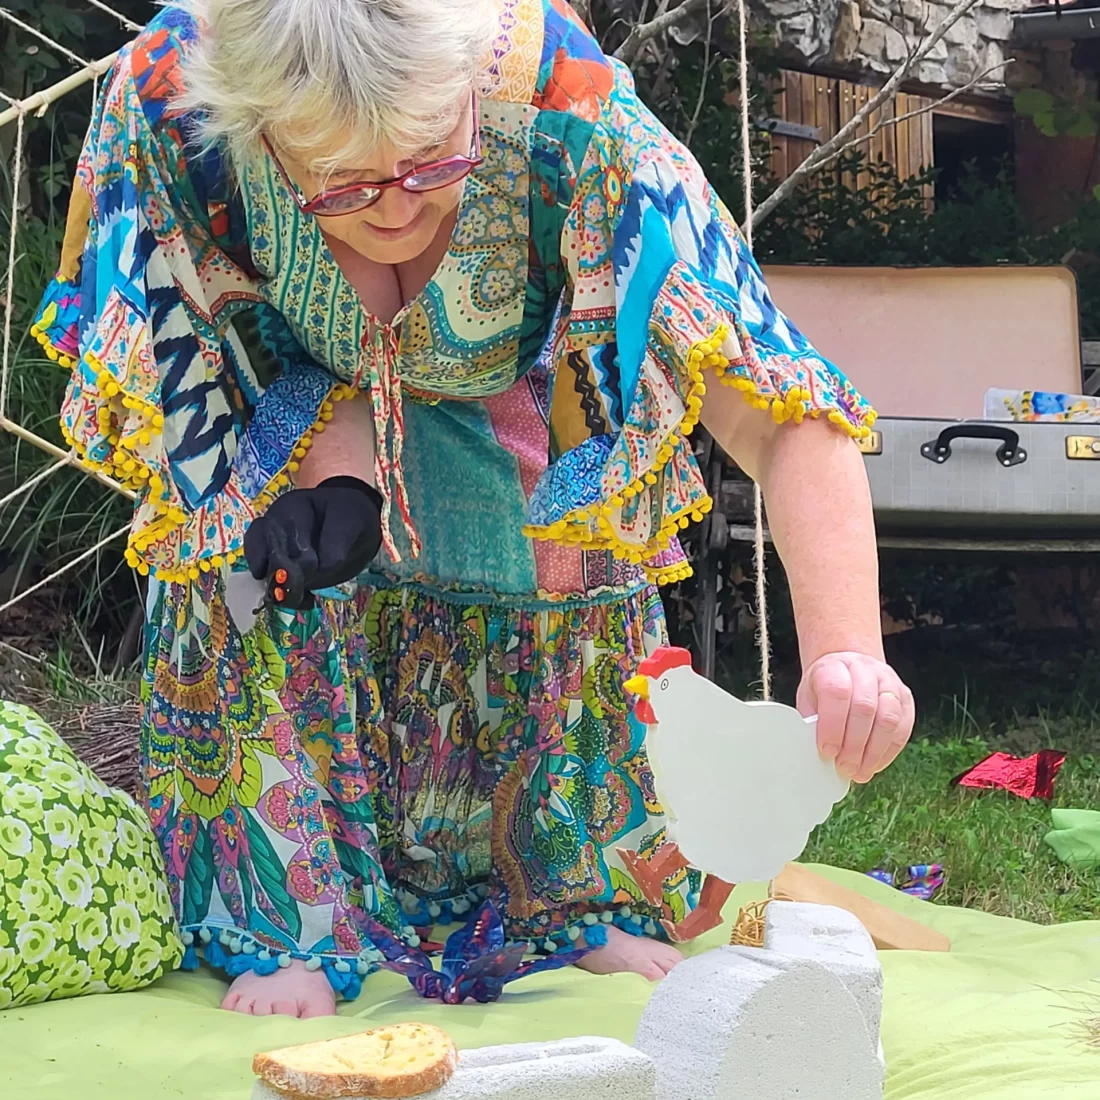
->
[[141, 575, 693, 994], [0, 702, 181, 1010]]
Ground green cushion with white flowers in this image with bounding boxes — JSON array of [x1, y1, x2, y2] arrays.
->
[[0, 700, 181, 1009]]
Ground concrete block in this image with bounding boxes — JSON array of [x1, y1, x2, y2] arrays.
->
[[252, 1037, 656, 1100], [635, 946, 883, 1100], [763, 900, 884, 1052]]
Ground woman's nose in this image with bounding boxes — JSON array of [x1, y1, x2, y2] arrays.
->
[[372, 186, 423, 227]]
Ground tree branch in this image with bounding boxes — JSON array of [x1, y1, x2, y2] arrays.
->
[[751, 0, 984, 229], [685, 0, 717, 145], [614, 0, 710, 65], [806, 59, 1013, 176]]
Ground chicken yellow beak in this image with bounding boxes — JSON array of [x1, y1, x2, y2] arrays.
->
[[623, 675, 649, 700]]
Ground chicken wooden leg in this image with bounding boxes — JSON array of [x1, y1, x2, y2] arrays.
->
[[617, 842, 688, 907], [661, 873, 735, 943]]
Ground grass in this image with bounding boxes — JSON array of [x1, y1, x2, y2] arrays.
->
[[805, 730, 1100, 924], [711, 598, 1100, 926]]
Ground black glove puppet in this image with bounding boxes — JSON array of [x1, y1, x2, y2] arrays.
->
[[243, 476, 384, 611]]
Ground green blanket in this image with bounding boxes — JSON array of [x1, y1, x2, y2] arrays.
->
[[2, 867, 1097, 1098]]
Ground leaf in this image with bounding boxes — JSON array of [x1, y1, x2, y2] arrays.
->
[[181, 821, 214, 927], [1014, 88, 1054, 118], [243, 810, 303, 941], [1066, 114, 1099, 139], [1033, 111, 1059, 138]]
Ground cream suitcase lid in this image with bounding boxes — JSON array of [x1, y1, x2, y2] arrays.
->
[[760, 265, 1082, 420]]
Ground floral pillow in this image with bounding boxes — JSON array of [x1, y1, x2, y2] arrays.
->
[[0, 701, 181, 1009]]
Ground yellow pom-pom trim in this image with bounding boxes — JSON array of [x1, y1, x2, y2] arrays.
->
[[30, 320, 77, 369], [70, 357, 360, 584], [523, 326, 726, 561], [644, 560, 694, 587], [715, 360, 875, 440]]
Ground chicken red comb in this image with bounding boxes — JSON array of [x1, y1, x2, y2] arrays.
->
[[638, 647, 692, 678]]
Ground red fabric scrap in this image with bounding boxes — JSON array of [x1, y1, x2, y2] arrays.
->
[[953, 750, 1066, 801]]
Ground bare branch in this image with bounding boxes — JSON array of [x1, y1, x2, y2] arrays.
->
[[752, 0, 984, 228], [805, 59, 1013, 176], [615, 0, 710, 65], [685, 0, 717, 145]]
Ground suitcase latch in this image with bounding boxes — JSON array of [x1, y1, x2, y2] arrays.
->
[[855, 431, 882, 456], [1066, 435, 1100, 460]]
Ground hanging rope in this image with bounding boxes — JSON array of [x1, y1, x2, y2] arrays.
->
[[84, 0, 144, 33], [735, 0, 771, 700]]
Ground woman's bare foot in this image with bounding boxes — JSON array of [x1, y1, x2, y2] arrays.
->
[[575, 924, 684, 982], [220, 960, 337, 1018]]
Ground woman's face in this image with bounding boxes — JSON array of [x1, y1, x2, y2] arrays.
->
[[275, 98, 476, 265]]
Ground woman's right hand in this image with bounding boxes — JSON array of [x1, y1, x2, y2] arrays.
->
[[243, 477, 384, 610]]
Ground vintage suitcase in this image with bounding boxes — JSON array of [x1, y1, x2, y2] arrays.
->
[[858, 419, 1100, 537], [760, 264, 1092, 538]]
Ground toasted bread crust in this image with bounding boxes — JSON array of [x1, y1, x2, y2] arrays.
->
[[253, 1023, 458, 1099]]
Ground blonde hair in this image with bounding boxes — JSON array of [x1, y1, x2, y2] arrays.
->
[[177, 0, 499, 171]]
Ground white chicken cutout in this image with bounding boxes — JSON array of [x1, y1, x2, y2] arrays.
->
[[620, 646, 850, 942]]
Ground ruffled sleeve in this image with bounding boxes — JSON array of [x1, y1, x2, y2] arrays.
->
[[29, 20, 347, 584], [525, 60, 874, 576]]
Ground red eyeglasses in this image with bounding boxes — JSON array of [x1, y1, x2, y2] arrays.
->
[[263, 96, 482, 218]]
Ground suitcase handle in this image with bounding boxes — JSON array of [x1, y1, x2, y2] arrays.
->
[[920, 424, 1027, 468]]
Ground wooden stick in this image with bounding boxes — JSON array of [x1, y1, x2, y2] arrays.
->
[[0, 50, 121, 130], [774, 863, 951, 952], [0, 415, 135, 500], [0, 521, 131, 617]]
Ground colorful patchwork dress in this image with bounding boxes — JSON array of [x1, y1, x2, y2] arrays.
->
[[32, 0, 872, 997]]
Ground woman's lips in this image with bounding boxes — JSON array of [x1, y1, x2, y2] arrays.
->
[[362, 211, 425, 241]]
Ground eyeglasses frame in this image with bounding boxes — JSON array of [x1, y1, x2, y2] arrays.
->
[[262, 95, 482, 218]]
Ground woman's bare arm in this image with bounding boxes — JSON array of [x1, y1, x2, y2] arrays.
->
[[293, 392, 378, 490]]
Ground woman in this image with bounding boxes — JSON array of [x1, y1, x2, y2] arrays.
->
[[32, 0, 914, 1019]]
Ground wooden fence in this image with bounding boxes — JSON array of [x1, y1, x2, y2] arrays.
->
[[769, 69, 936, 202]]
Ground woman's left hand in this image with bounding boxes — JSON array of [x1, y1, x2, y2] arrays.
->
[[796, 652, 915, 784]]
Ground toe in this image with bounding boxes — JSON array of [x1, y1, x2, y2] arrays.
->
[[272, 1000, 298, 1018], [640, 962, 665, 982], [251, 1000, 274, 1016], [220, 992, 240, 1011], [298, 993, 336, 1019], [237, 998, 257, 1015], [657, 944, 685, 972]]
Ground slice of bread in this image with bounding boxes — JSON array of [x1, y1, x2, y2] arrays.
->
[[253, 1023, 458, 1100]]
